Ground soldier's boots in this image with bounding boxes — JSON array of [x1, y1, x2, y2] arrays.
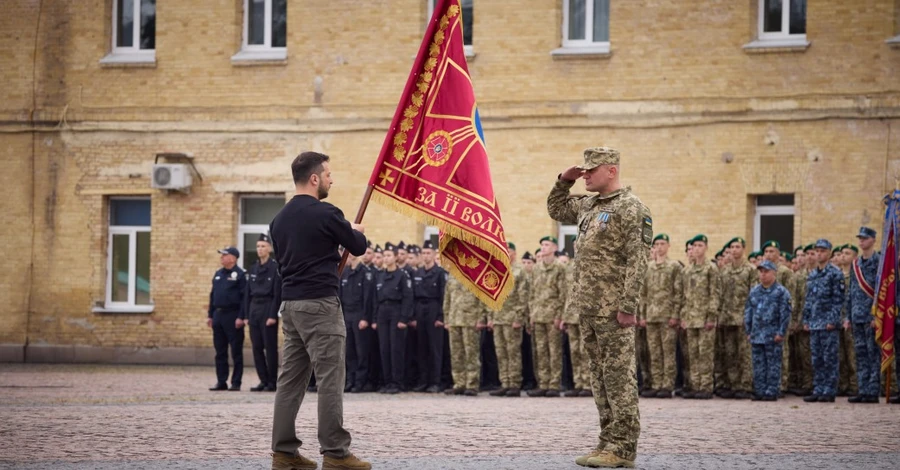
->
[[803, 395, 820, 402], [575, 449, 604, 467], [655, 389, 672, 398], [544, 389, 561, 397], [505, 388, 522, 397], [463, 389, 479, 396], [585, 451, 635, 468], [639, 389, 658, 398], [322, 454, 371, 470], [444, 388, 465, 395], [489, 388, 509, 397], [682, 391, 695, 399], [578, 389, 593, 398], [817, 395, 835, 402], [271, 451, 317, 470], [889, 395, 900, 404], [565, 389, 582, 397], [732, 391, 752, 400], [693, 392, 713, 399], [412, 384, 428, 393], [527, 389, 547, 397], [424, 385, 442, 394], [847, 395, 879, 403], [719, 390, 735, 399]]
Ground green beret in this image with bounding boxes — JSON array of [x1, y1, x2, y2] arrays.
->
[[786, 254, 794, 261], [507, 242, 516, 251], [747, 252, 757, 260], [691, 234, 708, 244], [832, 247, 841, 254], [804, 243, 815, 252], [762, 240, 780, 250], [727, 237, 746, 247], [844, 244, 858, 253], [780, 251, 788, 258], [653, 233, 670, 243], [715, 249, 724, 258], [794, 245, 804, 254], [539, 236, 558, 245]]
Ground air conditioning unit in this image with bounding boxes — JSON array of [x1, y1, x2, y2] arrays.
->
[[151, 163, 192, 191]]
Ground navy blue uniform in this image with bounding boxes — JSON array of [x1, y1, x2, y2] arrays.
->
[[209, 266, 247, 387], [340, 263, 375, 391], [413, 265, 447, 389], [245, 258, 282, 389], [847, 252, 882, 397], [803, 264, 845, 398], [374, 268, 414, 390], [744, 282, 791, 398]]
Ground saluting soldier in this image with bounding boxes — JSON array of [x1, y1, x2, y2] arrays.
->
[[208, 246, 247, 391], [372, 242, 414, 394], [246, 234, 282, 392]]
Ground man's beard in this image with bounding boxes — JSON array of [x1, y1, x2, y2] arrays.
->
[[317, 185, 329, 200]]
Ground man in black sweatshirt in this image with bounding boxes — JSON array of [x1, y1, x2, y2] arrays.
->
[[268, 151, 371, 470]]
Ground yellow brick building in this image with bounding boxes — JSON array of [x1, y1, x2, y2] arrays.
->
[[1, 0, 898, 362]]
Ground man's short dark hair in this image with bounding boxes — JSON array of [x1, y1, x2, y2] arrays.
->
[[292, 152, 330, 185]]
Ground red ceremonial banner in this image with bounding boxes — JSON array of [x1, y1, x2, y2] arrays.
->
[[366, 0, 511, 309], [874, 223, 897, 374]]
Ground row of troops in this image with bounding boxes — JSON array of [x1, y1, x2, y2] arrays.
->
[[635, 226, 897, 402]]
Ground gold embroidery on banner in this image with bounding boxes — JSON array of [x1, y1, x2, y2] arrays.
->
[[452, 244, 481, 269], [482, 271, 500, 290]]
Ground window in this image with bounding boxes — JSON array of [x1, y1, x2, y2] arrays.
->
[[424, 225, 440, 250], [745, 0, 809, 50], [101, 0, 156, 64], [558, 224, 578, 258], [888, 6, 900, 46], [428, 0, 474, 55], [555, 0, 610, 55], [753, 194, 795, 252], [238, 196, 285, 269], [233, 0, 288, 62], [105, 198, 152, 310]]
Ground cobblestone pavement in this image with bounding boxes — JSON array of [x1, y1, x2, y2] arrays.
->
[[1, 364, 899, 469]]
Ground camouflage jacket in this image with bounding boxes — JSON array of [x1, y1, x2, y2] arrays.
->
[[802, 264, 845, 330], [547, 180, 650, 319], [776, 265, 794, 293], [791, 269, 808, 328], [528, 259, 567, 323], [639, 258, 683, 323], [846, 253, 880, 324], [443, 276, 488, 327], [489, 263, 530, 325], [718, 261, 757, 326], [679, 261, 721, 328], [562, 261, 579, 324], [744, 282, 792, 344]]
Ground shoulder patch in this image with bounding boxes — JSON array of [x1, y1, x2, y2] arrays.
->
[[641, 216, 653, 247]]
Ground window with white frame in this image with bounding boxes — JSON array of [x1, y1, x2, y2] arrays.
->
[[428, 0, 473, 51], [758, 0, 806, 41], [424, 225, 440, 250], [234, 0, 287, 61], [562, 0, 610, 50], [558, 223, 578, 258], [101, 0, 156, 64], [106, 198, 152, 309], [238, 196, 285, 269]]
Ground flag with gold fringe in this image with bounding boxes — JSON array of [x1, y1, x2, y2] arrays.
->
[[366, 0, 511, 309], [874, 190, 899, 375]]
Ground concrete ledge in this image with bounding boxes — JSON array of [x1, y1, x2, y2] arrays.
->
[[20, 344, 261, 366], [0, 344, 25, 362]]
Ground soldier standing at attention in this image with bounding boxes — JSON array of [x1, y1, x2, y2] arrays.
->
[[443, 275, 487, 396], [372, 245, 384, 270], [802, 239, 846, 403], [838, 244, 859, 397], [527, 236, 567, 397], [639, 234, 682, 399], [548, 147, 650, 469], [788, 245, 813, 395], [679, 235, 719, 400], [762, 240, 794, 396], [562, 250, 591, 397], [715, 237, 756, 400], [411, 241, 447, 393], [246, 234, 282, 393], [846, 228, 881, 403], [372, 242, 414, 395], [744, 260, 792, 401], [208, 246, 247, 392], [339, 254, 375, 393], [488, 242, 531, 397]]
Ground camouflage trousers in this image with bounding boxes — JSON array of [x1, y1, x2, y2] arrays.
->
[[635, 327, 651, 390], [716, 326, 752, 393], [811, 329, 839, 397], [492, 324, 523, 389], [679, 328, 692, 390], [532, 322, 562, 390], [780, 331, 791, 391], [838, 326, 858, 395], [580, 314, 640, 462], [685, 328, 715, 392], [645, 323, 677, 391], [751, 343, 783, 397], [789, 331, 813, 391], [852, 323, 881, 397], [449, 326, 481, 390], [568, 324, 590, 390]]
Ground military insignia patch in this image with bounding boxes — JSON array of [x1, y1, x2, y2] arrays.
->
[[597, 211, 611, 232], [642, 216, 653, 247]]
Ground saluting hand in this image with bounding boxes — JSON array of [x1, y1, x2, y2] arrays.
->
[[560, 166, 585, 182]]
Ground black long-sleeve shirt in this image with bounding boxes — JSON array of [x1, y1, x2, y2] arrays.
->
[[208, 266, 247, 319], [270, 194, 368, 301]]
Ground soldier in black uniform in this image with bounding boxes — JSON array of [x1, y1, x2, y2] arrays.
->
[[396, 241, 420, 390], [245, 234, 282, 392], [340, 253, 376, 393], [208, 246, 247, 391], [411, 240, 447, 393], [372, 242, 414, 394]]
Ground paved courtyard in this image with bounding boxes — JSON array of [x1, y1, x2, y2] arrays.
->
[[1, 364, 898, 469]]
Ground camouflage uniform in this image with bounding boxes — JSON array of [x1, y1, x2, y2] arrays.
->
[[847, 252, 882, 397], [547, 150, 650, 462], [717, 260, 757, 394], [639, 258, 683, 392], [744, 280, 792, 398], [838, 271, 858, 395], [529, 258, 566, 391], [680, 261, 721, 393], [802, 262, 846, 398], [489, 263, 530, 390], [563, 261, 590, 391], [443, 276, 486, 391], [790, 268, 813, 392], [775, 265, 795, 392]]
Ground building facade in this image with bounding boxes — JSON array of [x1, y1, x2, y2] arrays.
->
[[1, 0, 898, 363]]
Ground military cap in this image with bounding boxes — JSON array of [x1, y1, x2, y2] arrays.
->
[[217, 246, 240, 258], [539, 235, 558, 245], [785, 254, 794, 261], [686, 239, 693, 248], [727, 236, 746, 247], [258, 233, 271, 244], [367, 240, 373, 248], [374, 244, 383, 254], [757, 260, 777, 271], [384, 242, 398, 253], [844, 244, 859, 253], [794, 245, 804, 254], [715, 249, 723, 258], [408, 245, 420, 255], [577, 147, 620, 170], [747, 252, 757, 260], [507, 241, 516, 251], [652, 233, 670, 243], [814, 239, 832, 250], [691, 234, 708, 244], [804, 243, 815, 252], [762, 240, 780, 250], [422, 240, 435, 250], [396, 241, 407, 251], [522, 251, 534, 260], [780, 251, 788, 258], [857, 226, 877, 239]]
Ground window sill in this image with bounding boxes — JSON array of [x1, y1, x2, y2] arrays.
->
[[99, 51, 157, 67], [743, 37, 810, 54], [550, 44, 611, 60], [231, 49, 288, 65], [887, 36, 900, 48], [93, 305, 155, 314]]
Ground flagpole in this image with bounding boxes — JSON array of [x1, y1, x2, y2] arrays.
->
[[337, 184, 374, 275]]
